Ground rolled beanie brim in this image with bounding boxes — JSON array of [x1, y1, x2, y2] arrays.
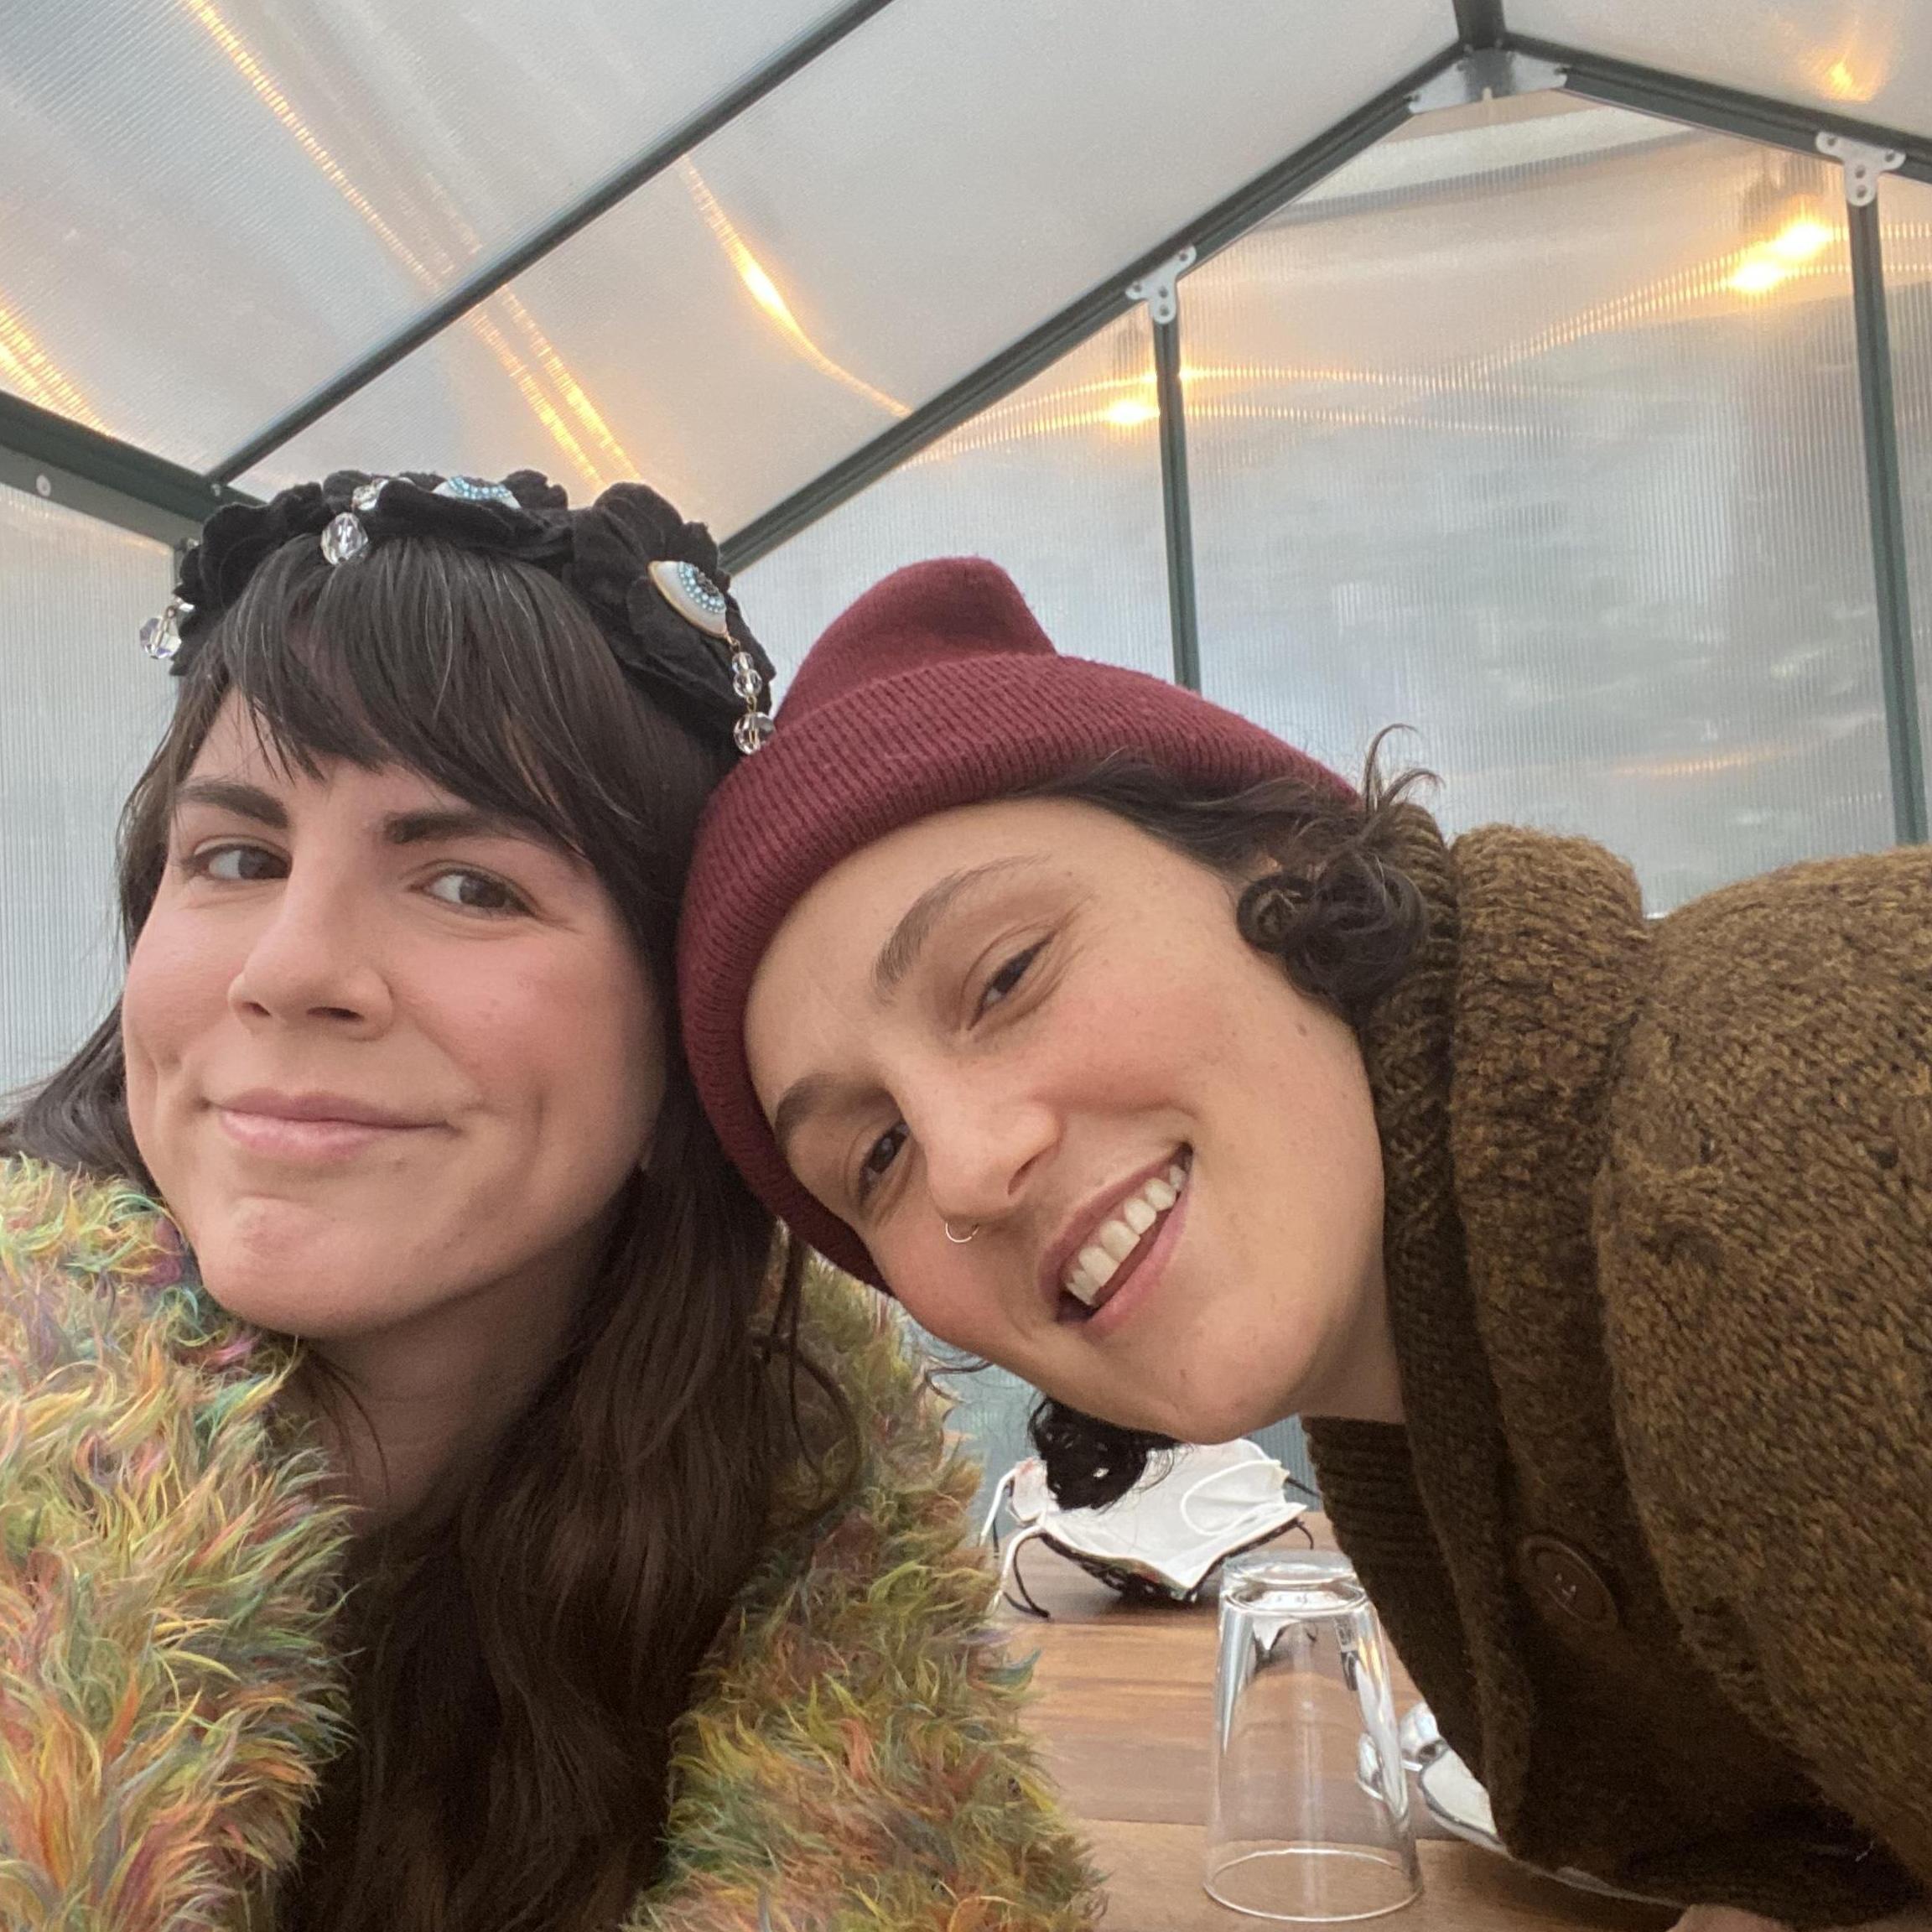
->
[[679, 615, 1349, 1288]]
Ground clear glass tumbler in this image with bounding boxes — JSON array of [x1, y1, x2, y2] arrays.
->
[[1205, 1551, 1421, 1922]]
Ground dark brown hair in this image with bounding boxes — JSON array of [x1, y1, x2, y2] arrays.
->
[[4, 535, 828, 1932], [1020, 738, 1431, 1510]]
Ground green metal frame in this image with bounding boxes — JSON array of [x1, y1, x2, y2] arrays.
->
[[4, 8, 1929, 844], [1847, 195, 1927, 843], [210, 0, 901, 484], [719, 48, 1453, 570], [1518, 38, 1932, 184], [0, 392, 243, 546], [1151, 312, 1200, 692]]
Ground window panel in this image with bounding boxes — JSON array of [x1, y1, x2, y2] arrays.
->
[[1, 486, 173, 1093], [735, 310, 1169, 688], [1185, 95, 1893, 910], [244, 0, 1451, 534]]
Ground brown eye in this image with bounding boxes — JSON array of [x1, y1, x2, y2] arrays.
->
[[979, 940, 1045, 1015], [197, 844, 283, 883], [426, 869, 527, 914], [857, 1122, 907, 1198]]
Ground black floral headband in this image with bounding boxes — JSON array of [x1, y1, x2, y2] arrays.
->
[[139, 469, 776, 755]]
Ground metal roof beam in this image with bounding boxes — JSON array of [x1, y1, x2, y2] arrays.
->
[[1514, 36, 1932, 182], [210, 0, 902, 486], [1452, 0, 1507, 53], [0, 392, 247, 548]]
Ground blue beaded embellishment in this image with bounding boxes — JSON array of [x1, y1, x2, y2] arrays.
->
[[434, 475, 520, 507]]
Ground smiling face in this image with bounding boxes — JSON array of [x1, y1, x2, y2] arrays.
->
[[122, 693, 662, 1347], [744, 796, 1399, 1443]]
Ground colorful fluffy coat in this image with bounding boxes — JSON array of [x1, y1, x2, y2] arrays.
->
[[0, 1157, 1099, 1931], [1308, 813, 1932, 1926]]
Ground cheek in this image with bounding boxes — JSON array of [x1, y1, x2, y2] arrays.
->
[[122, 906, 239, 1143], [455, 946, 662, 1151]]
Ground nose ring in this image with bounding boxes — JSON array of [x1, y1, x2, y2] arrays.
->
[[943, 1220, 979, 1244]]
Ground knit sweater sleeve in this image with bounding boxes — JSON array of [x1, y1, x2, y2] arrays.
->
[[1595, 849, 1932, 1888], [0, 1158, 350, 1931], [628, 1260, 1102, 1932]]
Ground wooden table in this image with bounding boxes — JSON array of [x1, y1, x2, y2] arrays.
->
[[999, 1517, 1680, 1932]]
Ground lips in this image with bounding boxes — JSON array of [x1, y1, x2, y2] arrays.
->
[[213, 1089, 441, 1162], [1044, 1145, 1192, 1320]]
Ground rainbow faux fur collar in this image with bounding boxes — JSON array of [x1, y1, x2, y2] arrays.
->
[[0, 1159, 1099, 1930]]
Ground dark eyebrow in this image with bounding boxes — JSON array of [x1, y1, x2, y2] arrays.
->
[[175, 781, 554, 855], [381, 806, 537, 849], [769, 856, 1046, 1165], [771, 1072, 846, 1166], [174, 778, 287, 828], [871, 857, 1042, 999]]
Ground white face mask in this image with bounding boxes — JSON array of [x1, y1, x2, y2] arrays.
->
[[984, 1438, 1308, 1610]]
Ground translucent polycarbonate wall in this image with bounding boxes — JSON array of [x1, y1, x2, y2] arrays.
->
[[737, 311, 1168, 683], [1884, 174, 1932, 814], [1184, 96, 1893, 909], [1512, 0, 1932, 143], [0, 0, 856, 470], [242, 0, 1447, 531], [0, 487, 173, 1093]]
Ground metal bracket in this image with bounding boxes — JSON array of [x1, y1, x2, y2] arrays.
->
[[1125, 246, 1197, 325], [1410, 49, 1567, 116], [1816, 132, 1905, 205]]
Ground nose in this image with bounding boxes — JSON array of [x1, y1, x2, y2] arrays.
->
[[909, 1069, 1058, 1233], [227, 865, 393, 1036]]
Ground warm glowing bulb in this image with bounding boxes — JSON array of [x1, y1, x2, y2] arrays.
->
[[738, 258, 792, 323], [1730, 257, 1788, 295], [1770, 217, 1833, 262], [1103, 397, 1159, 428], [1826, 58, 1861, 98]]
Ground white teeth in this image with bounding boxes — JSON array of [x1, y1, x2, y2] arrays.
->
[[1079, 1243, 1120, 1288], [1060, 1154, 1192, 1305]]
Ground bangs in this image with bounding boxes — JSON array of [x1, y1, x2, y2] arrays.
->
[[189, 537, 649, 860]]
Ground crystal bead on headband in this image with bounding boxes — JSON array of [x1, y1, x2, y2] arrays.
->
[[320, 513, 369, 565], [138, 598, 195, 662]]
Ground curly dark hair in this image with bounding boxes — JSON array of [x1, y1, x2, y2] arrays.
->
[[1020, 732, 1432, 1510]]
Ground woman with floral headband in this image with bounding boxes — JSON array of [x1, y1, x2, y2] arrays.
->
[[0, 480, 1097, 1932], [678, 558, 1932, 1930]]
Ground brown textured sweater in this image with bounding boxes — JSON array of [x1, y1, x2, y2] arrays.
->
[[1306, 810, 1931, 1925]]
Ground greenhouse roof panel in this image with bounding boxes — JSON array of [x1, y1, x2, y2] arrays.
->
[[239, 0, 1451, 532], [1513, 0, 1932, 145], [0, 0, 852, 470]]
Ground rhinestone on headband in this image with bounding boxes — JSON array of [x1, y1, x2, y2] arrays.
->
[[138, 598, 195, 662], [647, 558, 732, 641], [434, 475, 520, 507], [351, 476, 392, 514], [320, 512, 368, 565], [733, 704, 776, 755]]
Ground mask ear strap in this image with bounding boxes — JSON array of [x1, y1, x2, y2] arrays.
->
[[978, 1462, 1021, 1552], [995, 1524, 1052, 1619], [1178, 1441, 1281, 1537]]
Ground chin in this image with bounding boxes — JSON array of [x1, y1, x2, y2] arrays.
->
[[186, 1205, 399, 1338]]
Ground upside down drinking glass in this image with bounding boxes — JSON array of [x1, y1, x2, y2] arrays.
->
[[1206, 1552, 1422, 1922]]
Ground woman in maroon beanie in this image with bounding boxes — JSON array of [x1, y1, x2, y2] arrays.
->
[[678, 557, 1932, 1931]]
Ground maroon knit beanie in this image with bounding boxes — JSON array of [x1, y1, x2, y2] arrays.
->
[[678, 557, 1351, 1286]]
